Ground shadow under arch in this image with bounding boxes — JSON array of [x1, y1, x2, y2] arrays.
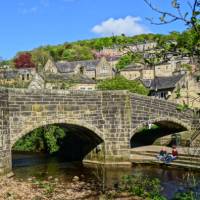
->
[[12, 119, 104, 162], [11, 118, 104, 147], [130, 117, 191, 148]]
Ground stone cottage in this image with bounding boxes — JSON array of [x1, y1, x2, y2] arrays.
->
[[0, 68, 36, 86], [140, 73, 200, 108], [119, 58, 191, 81], [28, 73, 96, 91], [120, 65, 143, 80], [44, 57, 115, 80]]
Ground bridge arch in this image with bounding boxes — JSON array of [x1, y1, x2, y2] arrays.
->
[[11, 118, 105, 163], [130, 117, 192, 148], [11, 118, 104, 148], [130, 117, 191, 139]]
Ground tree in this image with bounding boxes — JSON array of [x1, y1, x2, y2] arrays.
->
[[31, 49, 52, 71], [13, 125, 66, 154], [144, 0, 200, 34], [97, 76, 149, 95], [144, 0, 200, 65], [14, 53, 35, 69]]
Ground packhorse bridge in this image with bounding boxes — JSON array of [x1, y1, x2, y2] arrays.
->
[[0, 88, 199, 174]]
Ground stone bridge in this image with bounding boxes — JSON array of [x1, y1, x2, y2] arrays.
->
[[0, 88, 197, 174]]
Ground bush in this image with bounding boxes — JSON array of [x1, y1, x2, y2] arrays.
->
[[97, 76, 149, 95], [173, 191, 198, 200], [120, 175, 166, 200], [13, 125, 66, 154]]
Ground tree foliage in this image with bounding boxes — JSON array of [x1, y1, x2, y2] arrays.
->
[[97, 76, 149, 95], [144, 0, 200, 66], [12, 34, 163, 70], [116, 53, 143, 70], [144, 0, 200, 34], [13, 125, 66, 154], [14, 53, 35, 69]]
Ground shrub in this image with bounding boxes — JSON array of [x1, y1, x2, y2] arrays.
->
[[97, 76, 149, 95]]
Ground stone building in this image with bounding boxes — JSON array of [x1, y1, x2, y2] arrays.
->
[[44, 57, 115, 80], [140, 74, 185, 99], [0, 68, 36, 86], [97, 42, 157, 58], [29, 73, 96, 91], [154, 62, 176, 77], [140, 73, 200, 108], [120, 65, 143, 80], [141, 68, 155, 79], [119, 58, 191, 81]]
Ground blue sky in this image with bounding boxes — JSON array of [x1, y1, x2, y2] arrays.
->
[[0, 0, 191, 59]]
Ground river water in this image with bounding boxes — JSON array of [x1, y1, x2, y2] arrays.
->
[[12, 152, 200, 199]]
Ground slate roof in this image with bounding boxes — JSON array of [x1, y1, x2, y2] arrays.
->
[[106, 56, 121, 62], [3, 71, 18, 79], [41, 73, 96, 84], [55, 60, 99, 73], [140, 74, 185, 90]]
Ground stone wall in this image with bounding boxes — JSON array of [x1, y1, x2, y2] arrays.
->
[[130, 94, 194, 138], [0, 89, 11, 174]]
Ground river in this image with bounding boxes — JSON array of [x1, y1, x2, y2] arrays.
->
[[12, 152, 200, 199]]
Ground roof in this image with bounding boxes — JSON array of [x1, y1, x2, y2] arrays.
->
[[3, 71, 18, 79], [106, 56, 121, 62], [121, 64, 144, 72], [41, 73, 96, 84], [55, 60, 99, 73], [140, 74, 185, 90]]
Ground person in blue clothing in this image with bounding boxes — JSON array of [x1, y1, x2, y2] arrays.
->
[[156, 147, 167, 161], [165, 146, 178, 164]]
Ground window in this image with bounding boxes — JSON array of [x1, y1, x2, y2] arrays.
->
[[80, 87, 85, 90], [80, 66, 84, 74], [22, 74, 25, 81], [101, 66, 108, 74], [27, 74, 30, 80], [161, 92, 165, 98]]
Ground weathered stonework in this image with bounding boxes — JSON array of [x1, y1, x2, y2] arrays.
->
[[0, 87, 198, 175], [0, 89, 12, 174]]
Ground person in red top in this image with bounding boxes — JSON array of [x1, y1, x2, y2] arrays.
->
[[172, 147, 178, 158]]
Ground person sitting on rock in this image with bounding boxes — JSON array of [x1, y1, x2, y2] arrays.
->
[[165, 146, 178, 164], [156, 147, 167, 161]]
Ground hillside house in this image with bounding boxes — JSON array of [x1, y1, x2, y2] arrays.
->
[[140, 73, 200, 108], [0, 68, 36, 86], [29, 73, 96, 91], [119, 65, 143, 80], [44, 57, 115, 80]]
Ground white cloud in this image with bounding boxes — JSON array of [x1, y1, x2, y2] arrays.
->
[[20, 7, 38, 14], [92, 16, 150, 36]]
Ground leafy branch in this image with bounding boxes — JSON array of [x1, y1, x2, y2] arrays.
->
[[144, 0, 200, 35]]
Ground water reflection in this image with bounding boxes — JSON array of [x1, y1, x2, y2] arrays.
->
[[12, 153, 200, 199]]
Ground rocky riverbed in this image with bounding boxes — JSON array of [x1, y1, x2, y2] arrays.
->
[[0, 175, 141, 200]]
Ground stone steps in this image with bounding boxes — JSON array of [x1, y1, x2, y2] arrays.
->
[[131, 150, 200, 162], [130, 150, 200, 169]]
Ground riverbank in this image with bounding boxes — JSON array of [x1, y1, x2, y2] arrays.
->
[[0, 175, 98, 200], [0, 175, 143, 200]]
